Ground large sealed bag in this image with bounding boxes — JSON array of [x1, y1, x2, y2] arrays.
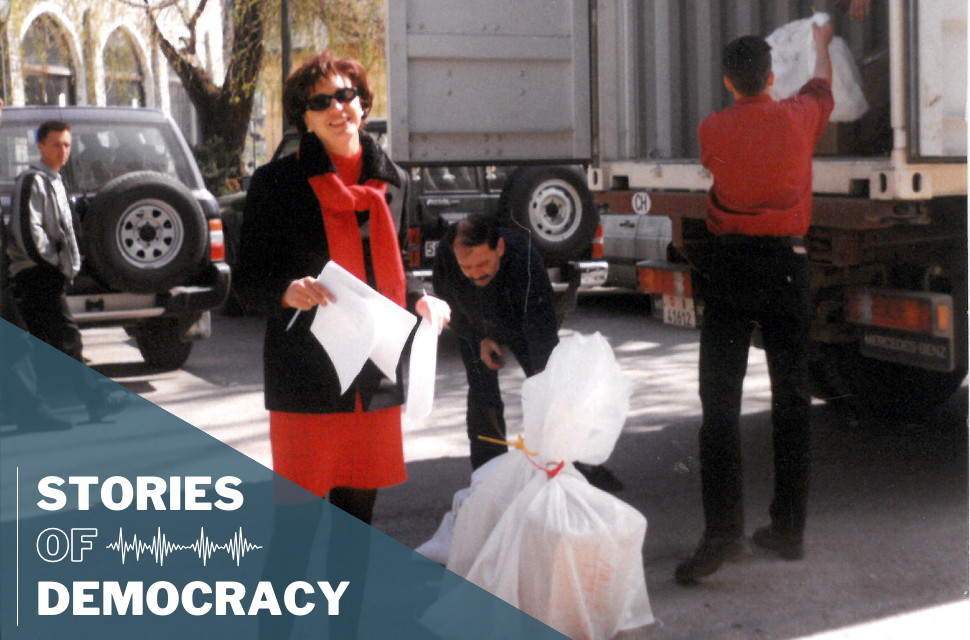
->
[[767, 13, 868, 122], [434, 333, 653, 640]]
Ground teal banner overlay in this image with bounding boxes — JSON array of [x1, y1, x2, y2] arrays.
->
[[0, 319, 567, 639]]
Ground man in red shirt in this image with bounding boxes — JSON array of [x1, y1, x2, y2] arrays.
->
[[676, 22, 834, 585]]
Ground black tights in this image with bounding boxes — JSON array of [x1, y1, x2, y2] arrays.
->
[[328, 486, 377, 524], [258, 487, 377, 639]]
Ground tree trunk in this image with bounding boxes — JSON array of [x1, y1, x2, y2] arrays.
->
[[145, 0, 265, 195]]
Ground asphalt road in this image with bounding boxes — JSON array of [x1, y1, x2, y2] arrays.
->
[[28, 290, 970, 639]]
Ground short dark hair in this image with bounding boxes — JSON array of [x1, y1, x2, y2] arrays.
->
[[283, 51, 373, 134], [37, 120, 71, 143], [447, 213, 500, 251], [722, 36, 772, 97]]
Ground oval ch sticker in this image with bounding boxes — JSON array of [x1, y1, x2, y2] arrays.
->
[[632, 191, 651, 214]]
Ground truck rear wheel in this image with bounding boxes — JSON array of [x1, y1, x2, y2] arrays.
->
[[810, 343, 967, 416], [503, 166, 598, 265]]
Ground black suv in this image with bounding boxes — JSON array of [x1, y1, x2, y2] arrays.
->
[[0, 106, 230, 370]]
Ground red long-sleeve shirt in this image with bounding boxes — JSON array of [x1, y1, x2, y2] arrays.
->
[[699, 78, 834, 237]]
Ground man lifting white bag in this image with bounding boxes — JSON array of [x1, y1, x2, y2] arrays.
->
[[767, 12, 868, 122], [438, 333, 653, 640]]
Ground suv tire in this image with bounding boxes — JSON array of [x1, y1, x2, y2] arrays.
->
[[503, 166, 599, 265], [135, 317, 193, 371], [83, 171, 207, 293]]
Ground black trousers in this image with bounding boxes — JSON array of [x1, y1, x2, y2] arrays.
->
[[458, 332, 538, 470], [258, 489, 376, 639], [11, 266, 106, 411], [698, 236, 812, 540]]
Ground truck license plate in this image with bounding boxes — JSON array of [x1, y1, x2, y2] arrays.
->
[[663, 295, 696, 328], [424, 240, 439, 258]]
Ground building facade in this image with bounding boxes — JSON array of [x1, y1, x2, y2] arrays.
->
[[0, 0, 225, 145]]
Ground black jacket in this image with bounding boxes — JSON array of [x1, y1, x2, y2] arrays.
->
[[432, 229, 559, 373], [235, 131, 419, 413]]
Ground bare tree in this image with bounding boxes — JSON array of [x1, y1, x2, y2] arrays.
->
[[122, 0, 266, 193]]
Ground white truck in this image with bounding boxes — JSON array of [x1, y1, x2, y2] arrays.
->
[[386, 0, 967, 413]]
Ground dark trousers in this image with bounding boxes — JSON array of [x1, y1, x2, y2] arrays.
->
[[259, 488, 376, 639], [11, 266, 106, 410], [458, 332, 537, 470], [698, 237, 812, 540]]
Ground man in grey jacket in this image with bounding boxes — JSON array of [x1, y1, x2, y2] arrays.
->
[[6, 120, 125, 423]]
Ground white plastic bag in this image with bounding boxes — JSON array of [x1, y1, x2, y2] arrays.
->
[[521, 332, 631, 466], [767, 13, 868, 122], [446, 452, 537, 577], [430, 334, 653, 639], [446, 465, 653, 640]]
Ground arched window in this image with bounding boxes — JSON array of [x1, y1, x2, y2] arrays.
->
[[22, 14, 76, 106], [104, 28, 145, 107]]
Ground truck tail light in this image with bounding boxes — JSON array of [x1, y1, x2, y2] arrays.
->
[[209, 219, 225, 262], [591, 223, 604, 259], [638, 265, 692, 297], [846, 290, 951, 335], [407, 227, 422, 267]]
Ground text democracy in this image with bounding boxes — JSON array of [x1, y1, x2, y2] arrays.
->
[[39, 580, 350, 616]]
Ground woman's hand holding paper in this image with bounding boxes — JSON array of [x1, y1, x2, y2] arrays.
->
[[284, 276, 336, 310]]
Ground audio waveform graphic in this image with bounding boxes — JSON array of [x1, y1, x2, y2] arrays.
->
[[106, 527, 263, 566]]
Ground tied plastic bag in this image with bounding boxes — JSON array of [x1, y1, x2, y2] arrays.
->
[[425, 333, 653, 640], [767, 13, 868, 122], [460, 468, 653, 640], [522, 332, 631, 466]]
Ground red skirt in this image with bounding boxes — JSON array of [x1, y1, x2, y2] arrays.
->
[[269, 397, 406, 502]]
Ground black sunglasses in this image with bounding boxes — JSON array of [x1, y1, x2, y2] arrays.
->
[[306, 87, 358, 111]]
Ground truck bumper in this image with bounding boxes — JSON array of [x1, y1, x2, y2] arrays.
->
[[550, 260, 609, 293], [409, 260, 608, 294], [846, 288, 957, 372]]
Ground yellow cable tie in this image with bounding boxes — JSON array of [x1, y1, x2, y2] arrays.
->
[[477, 434, 538, 457]]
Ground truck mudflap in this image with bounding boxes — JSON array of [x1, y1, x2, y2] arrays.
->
[[845, 288, 957, 372], [637, 260, 702, 329]]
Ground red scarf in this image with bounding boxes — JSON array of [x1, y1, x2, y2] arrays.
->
[[308, 173, 406, 307]]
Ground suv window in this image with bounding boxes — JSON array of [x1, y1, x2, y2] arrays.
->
[[0, 122, 196, 192]]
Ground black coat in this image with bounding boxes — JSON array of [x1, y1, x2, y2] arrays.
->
[[235, 131, 419, 413]]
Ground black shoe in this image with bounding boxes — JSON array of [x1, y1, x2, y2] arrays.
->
[[574, 462, 625, 492], [675, 536, 752, 585], [16, 404, 72, 432], [87, 392, 130, 423], [752, 526, 804, 560]]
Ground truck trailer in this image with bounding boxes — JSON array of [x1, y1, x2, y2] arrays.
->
[[385, 0, 967, 413]]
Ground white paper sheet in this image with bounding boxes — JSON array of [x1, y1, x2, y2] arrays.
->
[[404, 316, 440, 420], [309, 261, 418, 394]]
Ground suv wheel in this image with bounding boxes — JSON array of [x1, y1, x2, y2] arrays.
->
[[135, 318, 193, 371], [503, 166, 599, 264], [83, 171, 207, 293]]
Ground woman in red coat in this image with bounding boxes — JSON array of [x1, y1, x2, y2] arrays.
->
[[237, 52, 448, 519], [239, 51, 449, 638]]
